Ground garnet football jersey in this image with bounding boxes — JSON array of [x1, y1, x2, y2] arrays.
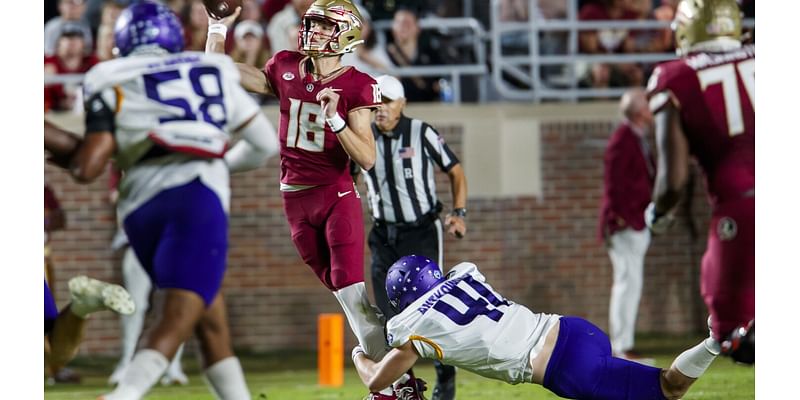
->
[[265, 50, 381, 186], [647, 44, 755, 205]]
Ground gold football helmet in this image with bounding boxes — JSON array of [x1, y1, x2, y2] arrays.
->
[[299, 0, 365, 57], [673, 0, 742, 55]]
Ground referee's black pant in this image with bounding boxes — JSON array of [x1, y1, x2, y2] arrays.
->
[[368, 215, 456, 386]]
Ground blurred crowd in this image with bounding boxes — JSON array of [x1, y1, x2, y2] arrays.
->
[[44, 0, 755, 110]]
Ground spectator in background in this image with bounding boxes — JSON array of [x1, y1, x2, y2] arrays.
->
[[261, 0, 291, 23], [83, 0, 129, 32], [578, 0, 644, 89], [361, 0, 433, 21], [597, 89, 655, 364], [373, 7, 444, 102], [165, 0, 188, 14], [183, 0, 210, 51], [44, 22, 100, 112], [651, 0, 678, 52], [240, 0, 264, 21], [94, 0, 125, 61], [45, 0, 94, 56], [231, 20, 271, 68], [267, 0, 314, 53], [342, 5, 389, 77]]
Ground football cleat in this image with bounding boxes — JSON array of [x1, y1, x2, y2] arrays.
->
[[69, 276, 135, 317], [394, 370, 428, 400], [720, 320, 754, 365]]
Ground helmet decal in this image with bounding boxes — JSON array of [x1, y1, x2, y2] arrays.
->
[[385, 255, 446, 313]]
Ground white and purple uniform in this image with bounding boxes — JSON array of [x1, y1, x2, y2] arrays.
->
[[386, 263, 561, 384], [82, 52, 261, 304]]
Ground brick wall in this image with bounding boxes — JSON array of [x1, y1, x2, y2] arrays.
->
[[44, 115, 712, 356]]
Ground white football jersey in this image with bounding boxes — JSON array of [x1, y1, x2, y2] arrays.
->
[[82, 52, 261, 220], [386, 263, 561, 384]]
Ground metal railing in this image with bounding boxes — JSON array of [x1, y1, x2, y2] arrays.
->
[[45, 2, 756, 104], [490, 0, 755, 102], [371, 17, 489, 103]]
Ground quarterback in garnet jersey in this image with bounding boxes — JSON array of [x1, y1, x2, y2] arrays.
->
[[645, 0, 754, 364], [206, 1, 428, 398], [265, 50, 381, 186]]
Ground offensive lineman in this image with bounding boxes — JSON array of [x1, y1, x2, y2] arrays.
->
[[354, 255, 720, 400], [645, 0, 754, 363], [205, 2, 425, 398], [64, 2, 279, 399]]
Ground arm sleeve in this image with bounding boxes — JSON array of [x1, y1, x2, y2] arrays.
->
[[421, 125, 459, 172], [224, 112, 279, 173]]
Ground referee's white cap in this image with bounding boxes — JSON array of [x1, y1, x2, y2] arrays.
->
[[377, 75, 405, 101]]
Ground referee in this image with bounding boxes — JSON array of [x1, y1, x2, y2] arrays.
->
[[357, 75, 467, 400]]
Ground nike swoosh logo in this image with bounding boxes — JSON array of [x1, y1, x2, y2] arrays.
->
[[337, 191, 352, 198]]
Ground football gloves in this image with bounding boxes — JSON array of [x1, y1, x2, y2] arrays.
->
[[644, 202, 675, 235]]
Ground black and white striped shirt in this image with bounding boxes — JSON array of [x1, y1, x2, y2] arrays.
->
[[361, 115, 459, 224]]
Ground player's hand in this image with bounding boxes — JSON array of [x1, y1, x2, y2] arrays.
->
[[207, 6, 241, 28], [644, 202, 674, 235], [316, 87, 342, 118], [445, 214, 466, 239]]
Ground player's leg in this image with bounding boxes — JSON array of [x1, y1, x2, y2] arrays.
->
[[540, 316, 667, 400], [162, 343, 189, 386], [110, 247, 152, 385], [607, 229, 649, 356], [102, 179, 229, 400], [368, 224, 400, 320], [325, 186, 388, 360], [48, 277, 135, 372], [195, 292, 250, 400], [701, 197, 755, 363], [282, 186, 388, 359], [397, 220, 456, 400]]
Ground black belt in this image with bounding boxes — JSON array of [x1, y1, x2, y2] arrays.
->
[[374, 211, 439, 229]]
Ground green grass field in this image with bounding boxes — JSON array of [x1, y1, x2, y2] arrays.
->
[[45, 336, 754, 400]]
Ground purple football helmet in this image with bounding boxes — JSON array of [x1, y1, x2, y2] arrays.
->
[[386, 255, 445, 313], [114, 1, 184, 57]]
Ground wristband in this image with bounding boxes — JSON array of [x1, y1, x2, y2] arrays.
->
[[208, 24, 228, 39], [351, 345, 365, 362], [326, 113, 347, 134]]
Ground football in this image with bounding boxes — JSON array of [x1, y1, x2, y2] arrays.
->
[[203, 0, 241, 20]]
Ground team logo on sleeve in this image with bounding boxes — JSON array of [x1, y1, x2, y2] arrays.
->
[[386, 333, 393, 345], [306, 83, 315, 92], [282, 72, 295, 81], [717, 217, 738, 241]]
